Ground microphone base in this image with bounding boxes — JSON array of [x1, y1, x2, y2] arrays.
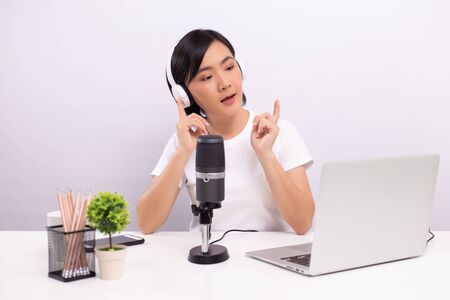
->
[[188, 244, 229, 264]]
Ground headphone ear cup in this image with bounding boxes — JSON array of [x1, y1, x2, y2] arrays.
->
[[172, 84, 190, 107], [235, 58, 246, 81], [240, 63, 246, 81]]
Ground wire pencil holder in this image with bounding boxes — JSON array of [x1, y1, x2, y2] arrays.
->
[[47, 225, 96, 282]]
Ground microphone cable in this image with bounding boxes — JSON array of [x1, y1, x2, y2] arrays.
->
[[210, 228, 436, 246], [210, 229, 259, 245], [427, 227, 435, 245]]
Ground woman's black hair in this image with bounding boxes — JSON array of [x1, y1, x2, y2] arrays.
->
[[167, 29, 247, 116]]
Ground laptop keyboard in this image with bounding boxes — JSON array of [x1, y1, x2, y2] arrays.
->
[[281, 254, 311, 266]]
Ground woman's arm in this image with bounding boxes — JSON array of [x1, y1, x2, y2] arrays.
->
[[257, 152, 315, 234], [136, 148, 191, 234], [137, 98, 209, 234], [251, 100, 314, 234]]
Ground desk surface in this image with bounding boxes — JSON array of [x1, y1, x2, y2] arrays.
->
[[1, 231, 449, 300]]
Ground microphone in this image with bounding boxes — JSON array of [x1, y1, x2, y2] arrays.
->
[[196, 135, 225, 207], [188, 135, 230, 264]]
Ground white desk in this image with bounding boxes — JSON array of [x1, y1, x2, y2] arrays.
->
[[1, 231, 449, 300]]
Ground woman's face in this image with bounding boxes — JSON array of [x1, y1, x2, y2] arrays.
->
[[187, 41, 243, 118]]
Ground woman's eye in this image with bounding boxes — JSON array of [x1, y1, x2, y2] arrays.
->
[[226, 65, 235, 71], [201, 75, 212, 81]]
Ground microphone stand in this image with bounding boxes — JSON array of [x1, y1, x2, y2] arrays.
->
[[188, 202, 229, 264]]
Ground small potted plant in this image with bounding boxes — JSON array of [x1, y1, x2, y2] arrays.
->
[[87, 192, 130, 280]]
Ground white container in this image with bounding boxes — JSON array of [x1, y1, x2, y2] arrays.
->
[[47, 211, 62, 227], [95, 244, 127, 280]]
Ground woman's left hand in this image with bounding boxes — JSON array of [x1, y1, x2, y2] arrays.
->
[[251, 99, 280, 158]]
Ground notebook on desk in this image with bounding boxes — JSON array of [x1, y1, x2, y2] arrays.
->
[[246, 154, 440, 276]]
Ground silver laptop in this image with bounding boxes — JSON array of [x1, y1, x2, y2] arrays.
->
[[246, 154, 440, 276]]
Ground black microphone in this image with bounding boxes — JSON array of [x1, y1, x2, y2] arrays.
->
[[196, 135, 225, 208], [188, 135, 229, 264]]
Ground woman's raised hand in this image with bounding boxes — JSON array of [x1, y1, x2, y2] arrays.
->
[[250, 99, 281, 158], [176, 97, 209, 153]]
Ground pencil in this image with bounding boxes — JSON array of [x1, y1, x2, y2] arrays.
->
[[57, 191, 90, 278]]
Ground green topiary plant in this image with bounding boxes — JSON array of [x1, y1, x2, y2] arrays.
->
[[87, 192, 131, 250]]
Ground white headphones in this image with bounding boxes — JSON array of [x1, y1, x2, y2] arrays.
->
[[166, 42, 246, 109]]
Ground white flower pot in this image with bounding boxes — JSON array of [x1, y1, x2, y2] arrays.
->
[[95, 244, 127, 280]]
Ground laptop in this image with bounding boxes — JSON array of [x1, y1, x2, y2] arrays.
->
[[246, 154, 440, 276]]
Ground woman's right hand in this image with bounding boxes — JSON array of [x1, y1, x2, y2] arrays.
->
[[176, 97, 210, 153]]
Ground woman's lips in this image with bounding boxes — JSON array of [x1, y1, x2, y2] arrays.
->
[[220, 94, 236, 105]]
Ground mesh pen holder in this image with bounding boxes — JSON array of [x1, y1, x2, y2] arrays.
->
[[47, 225, 96, 282]]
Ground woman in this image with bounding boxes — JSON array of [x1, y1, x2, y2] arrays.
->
[[137, 29, 314, 235]]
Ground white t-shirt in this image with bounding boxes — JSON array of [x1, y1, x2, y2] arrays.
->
[[151, 110, 313, 232]]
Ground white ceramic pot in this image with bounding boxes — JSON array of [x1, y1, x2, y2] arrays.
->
[[95, 244, 127, 280]]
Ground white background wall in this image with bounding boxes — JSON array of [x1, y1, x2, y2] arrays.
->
[[1, 0, 449, 231]]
